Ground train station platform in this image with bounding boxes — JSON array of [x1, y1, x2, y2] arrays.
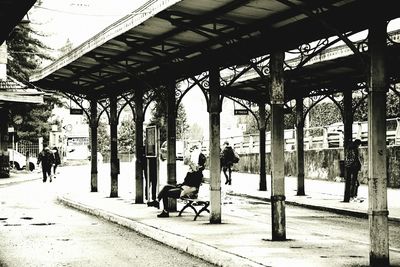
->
[[2, 165, 400, 266]]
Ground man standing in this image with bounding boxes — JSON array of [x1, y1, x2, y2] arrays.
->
[[344, 139, 362, 201], [37, 147, 55, 183]]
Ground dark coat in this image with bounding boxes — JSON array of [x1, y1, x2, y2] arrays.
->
[[37, 149, 55, 168], [220, 146, 235, 167], [183, 152, 206, 188]]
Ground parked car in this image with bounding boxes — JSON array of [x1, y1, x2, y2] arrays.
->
[[160, 140, 184, 161], [8, 149, 37, 171]]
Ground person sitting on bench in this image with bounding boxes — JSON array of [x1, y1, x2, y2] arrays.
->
[[147, 144, 206, 218]]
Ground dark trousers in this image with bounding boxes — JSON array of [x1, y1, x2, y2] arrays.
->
[[53, 164, 59, 175], [157, 185, 181, 210], [42, 165, 52, 182], [346, 168, 359, 198], [222, 164, 232, 184]]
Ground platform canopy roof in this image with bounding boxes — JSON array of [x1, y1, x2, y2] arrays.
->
[[30, 0, 400, 102], [0, 0, 36, 45]]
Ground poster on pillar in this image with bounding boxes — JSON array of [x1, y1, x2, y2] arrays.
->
[[145, 125, 158, 158]]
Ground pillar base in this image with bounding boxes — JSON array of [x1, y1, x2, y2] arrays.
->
[[271, 195, 286, 241]]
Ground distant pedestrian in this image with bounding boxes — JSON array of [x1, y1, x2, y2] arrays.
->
[[220, 141, 239, 185], [344, 139, 362, 201], [37, 147, 55, 183], [52, 147, 61, 178]]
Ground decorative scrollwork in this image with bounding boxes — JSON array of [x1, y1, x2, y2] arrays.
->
[[387, 21, 400, 45], [285, 38, 330, 70], [356, 39, 369, 53], [200, 76, 210, 90]]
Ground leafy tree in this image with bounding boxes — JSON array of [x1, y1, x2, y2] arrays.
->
[[118, 119, 135, 153], [12, 96, 62, 144], [309, 101, 342, 127], [97, 118, 110, 157]]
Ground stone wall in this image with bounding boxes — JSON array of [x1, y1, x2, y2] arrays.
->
[[235, 146, 400, 188]]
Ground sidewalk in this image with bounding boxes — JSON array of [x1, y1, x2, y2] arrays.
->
[[0, 169, 41, 186], [220, 171, 400, 222], [3, 165, 400, 267]]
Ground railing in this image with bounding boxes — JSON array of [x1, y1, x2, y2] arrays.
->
[[204, 118, 400, 154], [15, 140, 39, 158]]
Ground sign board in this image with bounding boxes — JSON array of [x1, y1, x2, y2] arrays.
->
[[234, 109, 249, 115], [145, 126, 158, 157], [70, 108, 83, 115]]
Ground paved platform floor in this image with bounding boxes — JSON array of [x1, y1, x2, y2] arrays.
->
[[2, 163, 400, 267]]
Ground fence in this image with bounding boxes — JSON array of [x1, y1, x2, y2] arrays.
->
[[15, 140, 40, 157], [218, 118, 400, 155]]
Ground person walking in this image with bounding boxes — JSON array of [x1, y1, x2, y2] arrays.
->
[[37, 147, 55, 183], [52, 147, 61, 178], [344, 139, 362, 201], [220, 141, 238, 185]]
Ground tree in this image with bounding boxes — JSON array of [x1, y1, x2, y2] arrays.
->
[[149, 91, 188, 144], [6, 2, 61, 145], [188, 123, 204, 141], [118, 119, 135, 153], [60, 38, 74, 55], [97, 118, 110, 157]]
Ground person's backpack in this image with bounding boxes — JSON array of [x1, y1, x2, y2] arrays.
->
[[344, 149, 355, 168], [232, 150, 240, 163]]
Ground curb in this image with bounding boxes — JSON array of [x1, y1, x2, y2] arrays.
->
[[227, 192, 400, 223], [57, 196, 268, 267], [0, 174, 41, 186]]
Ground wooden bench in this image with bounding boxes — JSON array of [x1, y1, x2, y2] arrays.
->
[[178, 194, 210, 221]]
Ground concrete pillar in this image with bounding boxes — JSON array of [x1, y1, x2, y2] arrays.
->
[[135, 87, 144, 203], [259, 102, 267, 191], [296, 98, 305, 196], [269, 51, 286, 241], [109, 96, 119, 198], [167, 80, 177, 211], [368, 19, 389, 267], [208, 67, 222, 224], [90, 99, 98, 192], [343, 89, 353, 202]]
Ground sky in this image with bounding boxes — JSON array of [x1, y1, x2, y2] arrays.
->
[[31, 0, 147, 50]]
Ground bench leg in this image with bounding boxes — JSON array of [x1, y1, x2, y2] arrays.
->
[[178, 202, 197, 217], [193, 202, 210, 221]]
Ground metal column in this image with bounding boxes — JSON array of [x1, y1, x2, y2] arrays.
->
[[109, 96, 119, 198], [258, 102, 267, 191], [209, 67, 222, 224], [295, 98, 305, 196], [270, 51, 286, 241], [167, 80, 177, 211], [368, 20, 389, 267], [90, 99, 98, 192], [135, 87, 144, 203], [343, 89, 353, 202]]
